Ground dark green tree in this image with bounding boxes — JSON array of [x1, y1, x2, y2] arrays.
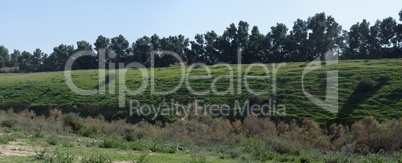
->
[[10, 49, 21, 67], [18, 51, 33, 72], [94, 35, 111, 68], [288, 19, 309, 61], [44, 44, 74, 71], [203, 31, 220, 64], [379, 17, 397, 57], [32, 49, 45, 71], [132, 36, 152, 65], [110, 34, 130, 65], [399, 9, 402, 21], [243, 26, 268, 63], [94, 35, 110, 51], [306, 13, 342, 60], [0, 46, 10, 68], [268, 23, 289, 62], [188, 34, 206, 64], [73, 41, 95, 70]]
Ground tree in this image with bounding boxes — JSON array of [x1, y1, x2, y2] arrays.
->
[[268, 23, 289, 62], [77, 41, 92, 50], [32, 49, 45, 71], [44, 44, 74, 71], [110, 34, 130, 66], [346, 20, 371, 59], [288, 19, 309, 61], [73, 41, 95, 70], [243, 26, 268, 63], [399, 9, 402, 21], [160, 35, 189, 66], [0, 46, 10, 68], [219, 23, 238, 63], [18, 51, 32, 72], [379, 17, 397, 57], [132, 36, 152, 65], [368, 20, 382, 58], [94, 35, 110, 68], [94, 35, 110, 51], [203, 31, 220, 64], [306, 13, 342, 60], [379, 17, 397, 47], [188, 34, 206, 64], [10, 49, 21, 67]]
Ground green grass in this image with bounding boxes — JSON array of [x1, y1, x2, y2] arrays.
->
[[1, 58, 402, 124]]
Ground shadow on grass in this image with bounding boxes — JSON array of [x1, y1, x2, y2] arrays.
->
[[94, 73, 115, 89], [337, 81, 386, 119]]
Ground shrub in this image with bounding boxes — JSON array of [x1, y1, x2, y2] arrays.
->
[[248, 94, 261, 105], [189, 154, 207, 163], [378, 75, 390, 84], [46, 135, 60, 145], [323, 153, 353, 163], [0, 135, 16, 144], [1, 118, 19, 128], [81, 153, 112, 163], [33, 148, 75, 163], [134, 151, 150, 163], [243, 116, 277, 139], [99, 136, 127, 149], [356, 78, 376, 92], [62, 113, 86, 133], [267, 137, 301, 156]]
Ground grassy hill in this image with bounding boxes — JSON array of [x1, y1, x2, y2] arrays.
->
[[0, 58, 401, 124]]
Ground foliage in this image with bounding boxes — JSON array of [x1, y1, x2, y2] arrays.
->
[[1, 11, 402, 72]]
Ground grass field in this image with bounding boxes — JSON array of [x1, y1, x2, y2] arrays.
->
[[0, 58, 402, 124]]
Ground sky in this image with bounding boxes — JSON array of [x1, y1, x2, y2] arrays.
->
[[0, 0, 401, 54]]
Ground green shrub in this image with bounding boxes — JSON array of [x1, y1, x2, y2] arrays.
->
[[81, 153, 112, 163], [1, 119, 19, 128], [133, 151, 150, 163], [324, 153, 353, 163], [0, 135, 15, 144], [378, 75, 390, 84], [267, 138, 301, 156], [99, 136, 127, 149], [362, 153, 385, 163], [46, 135, 60, 145], [356, 78, 376, 92], [62, 113, 86, 133], [33, 148, 75, 163], [189, 154, 207, 163]]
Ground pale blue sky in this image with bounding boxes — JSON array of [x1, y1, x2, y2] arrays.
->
[[0, 0, 400, 54]]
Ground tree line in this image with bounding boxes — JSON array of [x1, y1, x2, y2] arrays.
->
[[1, 11, 402, 72]]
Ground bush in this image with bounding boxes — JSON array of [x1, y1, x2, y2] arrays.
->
[[1, 119, 19, 128], [99, 136, 127, 149], [243, 116, 277, 139], [46, 135, 60, 145], [0, 135, 16, 144], [33, 148, 75, 163], [62, 113, 86, 133], [189, 154, 207, 163], [378, 75, 390, 84], [356, 78, 376, 92], [248, 94, 261, 105], [81, 153, 112, 163]]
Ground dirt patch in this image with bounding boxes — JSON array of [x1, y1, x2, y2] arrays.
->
[[0, 141, 37, 157]]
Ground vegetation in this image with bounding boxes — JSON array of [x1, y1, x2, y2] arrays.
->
[[0, 7, 401, 163], [0, 10, 402, 72], [1, 58, 401, 124], [0, 109, 401, 162]]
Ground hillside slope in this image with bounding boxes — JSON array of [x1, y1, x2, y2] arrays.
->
[[0, 59, 401, 124]]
